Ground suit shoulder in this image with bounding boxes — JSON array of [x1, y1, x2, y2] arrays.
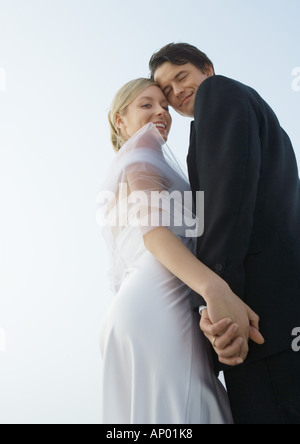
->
[[197, 75, 248, 98], [196, 76, 265, 118], [202, 75, 241, 87], [194, 76, 249, 121]]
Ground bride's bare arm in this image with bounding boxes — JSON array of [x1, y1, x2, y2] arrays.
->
[[144, 227, 265, 365], [124, 142, 264, 365]]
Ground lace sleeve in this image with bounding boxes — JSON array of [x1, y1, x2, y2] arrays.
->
[[98, 123, 200, 239], [97, 123, 200, 293]]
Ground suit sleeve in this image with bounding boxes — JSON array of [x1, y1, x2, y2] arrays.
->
[[193, 76, 261, 299]]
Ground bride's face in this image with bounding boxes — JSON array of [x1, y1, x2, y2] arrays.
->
[[116, 86, 172, 142]]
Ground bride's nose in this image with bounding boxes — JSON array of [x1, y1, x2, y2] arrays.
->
[[155, 105, 166, 116]]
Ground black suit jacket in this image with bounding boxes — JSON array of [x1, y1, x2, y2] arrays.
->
[[188, 75, 300, 365]]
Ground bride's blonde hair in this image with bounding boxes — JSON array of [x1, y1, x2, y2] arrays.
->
[[108, 78, 158, 152]]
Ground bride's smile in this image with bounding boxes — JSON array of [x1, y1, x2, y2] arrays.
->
[[115, 85, 172, 142]]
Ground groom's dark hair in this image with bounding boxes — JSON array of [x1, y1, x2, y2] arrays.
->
[[149, 43, 215, 79]]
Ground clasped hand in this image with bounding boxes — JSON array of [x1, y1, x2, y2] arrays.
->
[[200, 285, 265, 366]]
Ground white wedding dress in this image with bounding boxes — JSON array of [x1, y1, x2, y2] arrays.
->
[[97, 123, 233, 424]]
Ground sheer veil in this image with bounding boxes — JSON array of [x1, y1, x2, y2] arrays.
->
[[97, 123, 201, 294]]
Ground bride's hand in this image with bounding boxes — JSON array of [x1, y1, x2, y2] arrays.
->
[[200, 312, 245, 366], [202, 282, 265, 365]]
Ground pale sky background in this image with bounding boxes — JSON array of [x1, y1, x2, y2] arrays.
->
[[0, 0, 299, 424]]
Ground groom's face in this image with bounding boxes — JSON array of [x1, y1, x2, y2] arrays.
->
[[154, 62, 213, 117]]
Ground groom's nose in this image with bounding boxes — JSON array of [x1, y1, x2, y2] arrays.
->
[[173, 84, 185, 99]]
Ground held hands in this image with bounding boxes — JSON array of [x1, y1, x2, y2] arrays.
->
[[200, 284, 265, 366]]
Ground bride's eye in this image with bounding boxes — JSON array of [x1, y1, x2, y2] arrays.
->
[[142, 104, 151, 109]]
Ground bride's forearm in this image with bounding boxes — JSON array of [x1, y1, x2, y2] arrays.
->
[[144, 227, 264, 360], [143, 227, 229, 302]]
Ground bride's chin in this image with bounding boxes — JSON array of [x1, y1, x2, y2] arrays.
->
[[163, 130, 170, 142]]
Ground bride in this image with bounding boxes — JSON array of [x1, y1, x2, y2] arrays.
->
[[97, 78, 234, 424]]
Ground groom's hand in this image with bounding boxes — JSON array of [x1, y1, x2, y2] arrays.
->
[[200, 311, 244, 366], [201, 283, 265, 364], [200, 308, 265, 366]]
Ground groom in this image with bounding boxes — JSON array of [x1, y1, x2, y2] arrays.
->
[[149, 43, 300, 424]]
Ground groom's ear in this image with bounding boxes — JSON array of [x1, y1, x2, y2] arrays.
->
[[204, 64, 215, 77]]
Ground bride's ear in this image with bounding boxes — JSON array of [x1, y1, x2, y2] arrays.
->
[[115, 113, 126, 131]]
